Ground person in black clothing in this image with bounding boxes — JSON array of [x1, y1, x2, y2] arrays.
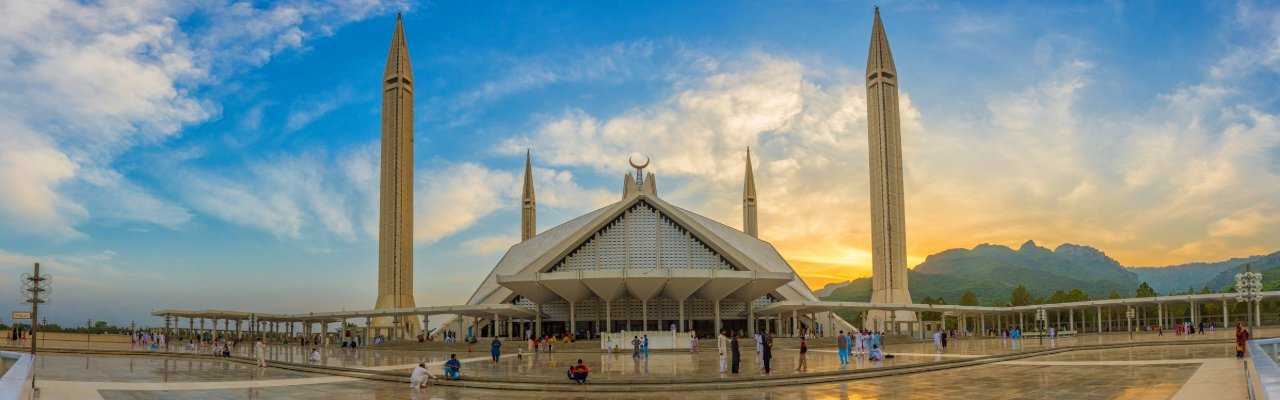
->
[[761, 333, 773, 374], [729, 333, 740, 374]]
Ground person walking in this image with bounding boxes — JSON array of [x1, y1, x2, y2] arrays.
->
[[490, 337, 502, 362], [642, 335, 650, 358], [717, 330, 729, 374], [837, 330, 849, 365], [254, 338, 267, 367], [761, 333, 773, 374], [631, 336, 641, 359], [1236, 321, 1251, 358], [690, 330, 699, 353], [730, 332, 741, 374], [754, 331, 764, 367], [796, 337, 808, 372]]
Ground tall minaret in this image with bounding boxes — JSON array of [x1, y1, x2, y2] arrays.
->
[[865, 8, 914, 330], [742, 147, 758, 238], [374, 13, 418, 336], [521, 150, 536, 241]]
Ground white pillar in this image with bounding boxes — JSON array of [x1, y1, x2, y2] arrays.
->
[[747, 301, 755, 337], [605, 301, 612, 334], [536, 304, 543, 337], [1223, 299, 1229, 327], [791, 310, 798, 337], [569, 301, 577, 338], [642, 300, 648, 331], [713, 299, 722, 335]]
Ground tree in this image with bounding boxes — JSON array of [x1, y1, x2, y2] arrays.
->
[[959, 290, 979, 306], [1067, 288, 1089, 302], [1011, 285, 1033, 306], [1136, 282, 1157, 297]]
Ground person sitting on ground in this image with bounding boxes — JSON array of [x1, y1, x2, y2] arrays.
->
[[444, 354, 462, 380], [222, 343, 232, 358], [567, 359, 590, 384], [309, 348, 321, 364], [410, 362, 434, 388], [869, 344, 884, 361]]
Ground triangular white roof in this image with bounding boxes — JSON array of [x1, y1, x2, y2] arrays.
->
[[464, 192, 820, 306]]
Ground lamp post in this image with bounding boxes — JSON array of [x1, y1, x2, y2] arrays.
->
[[1035, 309, 1046, 346], [21, 262, 51, 390], [1125, 307, 1135, 341], [1235, 264, 1264, 332]]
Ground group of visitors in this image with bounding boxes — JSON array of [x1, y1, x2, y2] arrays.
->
[[528, 333, 571, 353], [130, 331, 167, 350], [407, 354, 466, 389], [715, 330, 774, 375], [630, 335, 651, 359], [836, 329, 887, 363]]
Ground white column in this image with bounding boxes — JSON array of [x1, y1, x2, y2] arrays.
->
[[536, 304, 543, 337], [747, 301, 755, 337], [1223, 299, 1229, 327], [642, 300, 648, 331], [791, 310, 798, 337], [569, 301, 577, 338], [713, 300, 722, 335], [604, 301, 612, 334], [1158, 303, 1164, 329], [679, 299, 686, 332]]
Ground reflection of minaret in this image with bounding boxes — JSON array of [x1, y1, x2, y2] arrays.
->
[[865, 8, 915, 330], [521, 150, 536, 241], [374, 14, 418, 337], [742, 147, 758, 238]]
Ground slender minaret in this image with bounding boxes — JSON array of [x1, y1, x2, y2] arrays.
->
[[865, 8, 915, 330], [374, 13, 418, 336], [742, 147, 758, 238], [521, 150, 536, 241]]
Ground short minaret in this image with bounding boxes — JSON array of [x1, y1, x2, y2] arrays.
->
[[521, 150, 536, 241], [742, 147, 758, 238]]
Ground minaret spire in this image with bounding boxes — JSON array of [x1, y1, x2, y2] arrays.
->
[[374, 14, 418, 337], [743, 147, 758, 238], [521, 149, 537, 241], [864, 8, 914, 330], [384, 14, 413, 83]]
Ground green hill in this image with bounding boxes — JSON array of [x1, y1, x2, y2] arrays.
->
[[820, 241, 1279, 306]]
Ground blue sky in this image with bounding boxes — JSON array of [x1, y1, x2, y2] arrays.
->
[[2, 0, 1278, 328]]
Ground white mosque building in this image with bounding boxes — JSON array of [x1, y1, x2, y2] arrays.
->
[[443, 152, 851, 341]]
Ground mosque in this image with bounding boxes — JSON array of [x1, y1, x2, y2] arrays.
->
[[447, 150, 850, 340]]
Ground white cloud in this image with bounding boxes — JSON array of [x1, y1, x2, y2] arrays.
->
[[461, 234, 519, 256], [508, 35, 1280, 276], [284, 86, 354, 133], [0, 0, 404, 239]]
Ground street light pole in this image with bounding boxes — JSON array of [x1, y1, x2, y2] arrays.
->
[[1126, 307, 1135, 341], [1235, 264, 1263, 334]]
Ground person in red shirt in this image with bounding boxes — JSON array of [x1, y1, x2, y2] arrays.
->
[[568, 359, 590, 384], [1236, 322, 1251, 358]]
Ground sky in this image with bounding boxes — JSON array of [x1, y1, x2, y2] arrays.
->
[[1, 0, 1279, 328]]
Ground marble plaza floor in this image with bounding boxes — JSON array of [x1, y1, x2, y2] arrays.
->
[[16, 329, 1261, 400], [35, 349, 1225, 400]]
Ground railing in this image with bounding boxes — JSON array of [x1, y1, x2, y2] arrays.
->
[[0, 351, 33, 400], [1249, 338, 1280, 400]]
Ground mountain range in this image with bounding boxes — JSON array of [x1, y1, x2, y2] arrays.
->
[[819, 240, 1280, 306]]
